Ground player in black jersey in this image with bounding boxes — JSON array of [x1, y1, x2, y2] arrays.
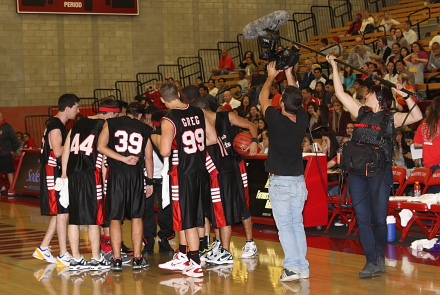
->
[[33, 94, 80, 267], [60, 99, 120, 271], [98, 102, 154, 271], [156, 83, 217, 278]]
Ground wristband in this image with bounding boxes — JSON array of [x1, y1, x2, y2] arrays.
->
[[146, 178, 154, 186], [404, 94, 411, 100], [252, 137, 258, 143]]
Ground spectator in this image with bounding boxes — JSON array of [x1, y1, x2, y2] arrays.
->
[[143, 105, 159, 127], [302, 59, 314, 88], [309, 67, 326, 90], [222, 91, 240, 109], [380, 12, 400, 32], [260, 130, 269, 154], [408, 42, 429, 70], [238, 51, 257, 69], [372, 70, 384, 83], [165, 76, 174, 83], [355, 86, 367, 105], [311, 104, 330, 131], [246, 105, 260, 122], [415, 96, 440, 193], [236, 70, 250, 95], [307, 101, 319, 129], [243, 57, 257, 78], [360, 9, 374, 33], [346, 121, 355, 136], [146, 81, 167, 110], [324, 80, 336, 105], [198, 84, 217, 103], [247, 67, 266, 105], [395, 73, 417, 107], [403, 51, 426, 85], [343, 66, 356, 89], [196, 76, 203, 86], [393, 129, 416, 168], [0, 112, 19, 196], [395, 60, 416, 86], [257, 119, 268, 138], [328, 99, 352, 136], [302, 133, 314, 153], [403, 20, 418, 45], [207, 79, 219, 97], [355, 45, 372, 67], [428, 42, 440, 72], [314, 81, 327, 103], [384, 61, 398, 84], [376, 37, 392, 63], [345, 12, 363, 36], [211, 49, 236, 75], [429, 23, 440, 49], [15, 132, 24, 155], [217, 77, 228, 104], [175, 80, 183, 93], [236, 96, 252, 118], [395, 29, 409, 49], [400, 47, 410, 60], [387, 28, 397, 48], [386, 42, 401, 65], [372, 15, 381, 32], [329, 36, 343, 57], [22, 133, 37, 149], [372, 58, 386, 75], [270, 84, 282, 109], [352, 78, 363, 100], [320, 131, 340, 168], [301, 86, 320, 109]]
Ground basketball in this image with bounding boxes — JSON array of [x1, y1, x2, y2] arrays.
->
[[233, 132, 253, 155]]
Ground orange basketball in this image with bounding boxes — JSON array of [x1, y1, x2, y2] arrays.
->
[[233, 132, 253, 155]]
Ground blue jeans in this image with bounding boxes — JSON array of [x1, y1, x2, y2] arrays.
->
[[349, 165, 393, 264], [269, 175, 309, 276], [429, 164, 440, 194]]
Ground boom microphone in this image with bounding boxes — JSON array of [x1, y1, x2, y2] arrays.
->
[[243, 11, 290, 40]]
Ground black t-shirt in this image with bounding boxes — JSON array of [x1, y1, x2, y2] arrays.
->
[[40, 117, 67, 166], [250, 74, 267, 87], [264, 106, 308, 176]]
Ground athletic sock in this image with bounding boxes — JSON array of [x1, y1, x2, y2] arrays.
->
[[40, 246, 49, 250], [199, 237, 205, 252], [246, 239, 254, 243], [104, 237, 112, 253], [204, 235, 210, 249], [179, 244, 188, 254], [188, 250, 200, 265]]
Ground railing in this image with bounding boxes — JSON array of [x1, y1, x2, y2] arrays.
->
[[311, 6, 335, 37], [177, 57, 203, 86], [157, 64, 182, 85], [25, 115, 51, 145], [329, 0, 352, 28], [217, 42, 242, 70], [136, 72, 163, 94], [409, 7, 431, 41], [198, 49, 221, 82], [292, 13, 317, 43], [362, 25, 386, 49], [237, 34, 260, 60], [93, 89, 122, 101], [364, 0, 386, 14], [115, 81, 142, 103], [278, 20, 296, 47]]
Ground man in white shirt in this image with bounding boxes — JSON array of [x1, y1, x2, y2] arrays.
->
[[429, 23, 440, 49], [222, 91, 240, 109], [403, 20, 418, 45], [360, 9, 373, 33], [309, 67, 327, 90]]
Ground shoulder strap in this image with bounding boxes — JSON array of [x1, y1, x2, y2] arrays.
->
[[376, 112, 390, 141]]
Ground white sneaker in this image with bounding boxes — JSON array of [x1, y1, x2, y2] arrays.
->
[[182, 260, 204, 278], [158, 250, 189, 271], [33, 246, 57, 264], [206, 247, 233, 265], [241, 241, 258, 258], [90, 255, 111, 271], [69, 256, 90, 271], [57, 252, 71, 267], [205, 239, 221, 261]]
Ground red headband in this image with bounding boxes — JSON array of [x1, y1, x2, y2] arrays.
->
[[99, 107, 120, 112]]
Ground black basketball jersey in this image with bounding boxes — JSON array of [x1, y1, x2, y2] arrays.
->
[[40, 116, 67, 167], [66, 117, 105, 174], [164, 105, 206, 174], [215, 111, 243, 164], [206, 139, 233, 174], [106, 116, 152, 167]]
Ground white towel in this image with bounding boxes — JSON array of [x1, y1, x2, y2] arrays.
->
[[399, 209, 413, 227], [161, 157, 170, 209], [405, 193, 440, 209], [55, 178, 69, 208], [410, 238, 438, 251]]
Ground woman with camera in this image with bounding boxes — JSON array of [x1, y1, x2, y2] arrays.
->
[[326, 55, 423, 278]]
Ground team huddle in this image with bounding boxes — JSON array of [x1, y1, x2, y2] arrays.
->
[[32, 83, 259, 278]]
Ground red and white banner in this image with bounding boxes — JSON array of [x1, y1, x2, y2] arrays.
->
[[17, 0, 139, 15]]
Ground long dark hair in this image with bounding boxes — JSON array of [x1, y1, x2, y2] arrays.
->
[[386, 61, 397, 77], [369, 84, 393, 111], [322, 131, 339, 161], [425, 96, 440, 141], [314, 81, 326, 100], [344, 66, 354, 78], [317, 104, 330, 128], [307, 101, 318, 121]]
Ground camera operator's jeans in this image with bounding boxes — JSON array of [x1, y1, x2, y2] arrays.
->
[[269, 175, 309, 276], [349, 165, 393, 264]]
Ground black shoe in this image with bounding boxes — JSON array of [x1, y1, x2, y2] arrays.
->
[[121, 242, 133, 255], [158, 238, 174, 254], [142, 245, 154, 256], [359, 263, 381, 279], [132, 257, 149, 269], [376, 256, 386, 274], [111, 258, 123, 272]]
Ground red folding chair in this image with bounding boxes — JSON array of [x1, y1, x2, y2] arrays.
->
[[399, 202, 440, 242], [392, 166, 407, 196], [399, 167, 432, 196], [422, 168, 440, 194], [325, 182, 355, 234]]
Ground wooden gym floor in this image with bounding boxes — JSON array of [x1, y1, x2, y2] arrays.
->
[[1, 196, 440, 295]]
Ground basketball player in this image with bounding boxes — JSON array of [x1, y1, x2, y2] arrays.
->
[[60, 99, 120, 271], [97, 102, 154, 271], [181, 85, 259, 260], [157, 83, 217, 278], [33, 94, 80, 267]]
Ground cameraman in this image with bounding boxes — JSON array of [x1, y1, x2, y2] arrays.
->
[[259, 62, 309, 282], [327, 55, 422, 278]]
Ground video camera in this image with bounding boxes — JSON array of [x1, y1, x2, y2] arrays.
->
[[258, 31, 300, 71]]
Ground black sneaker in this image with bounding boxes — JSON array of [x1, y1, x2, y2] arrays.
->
[[142, 245, 154, 256], [376, 256, 386, 274], [111, 258, 123, 272], [279, 268, 300, 282], [359, 263, 381, 279], [132, 257, 149, 269], [158, 238, 174, 255], [121, 242, 133, 255]]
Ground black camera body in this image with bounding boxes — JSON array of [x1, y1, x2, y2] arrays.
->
[[258, 33, 300, 71]]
